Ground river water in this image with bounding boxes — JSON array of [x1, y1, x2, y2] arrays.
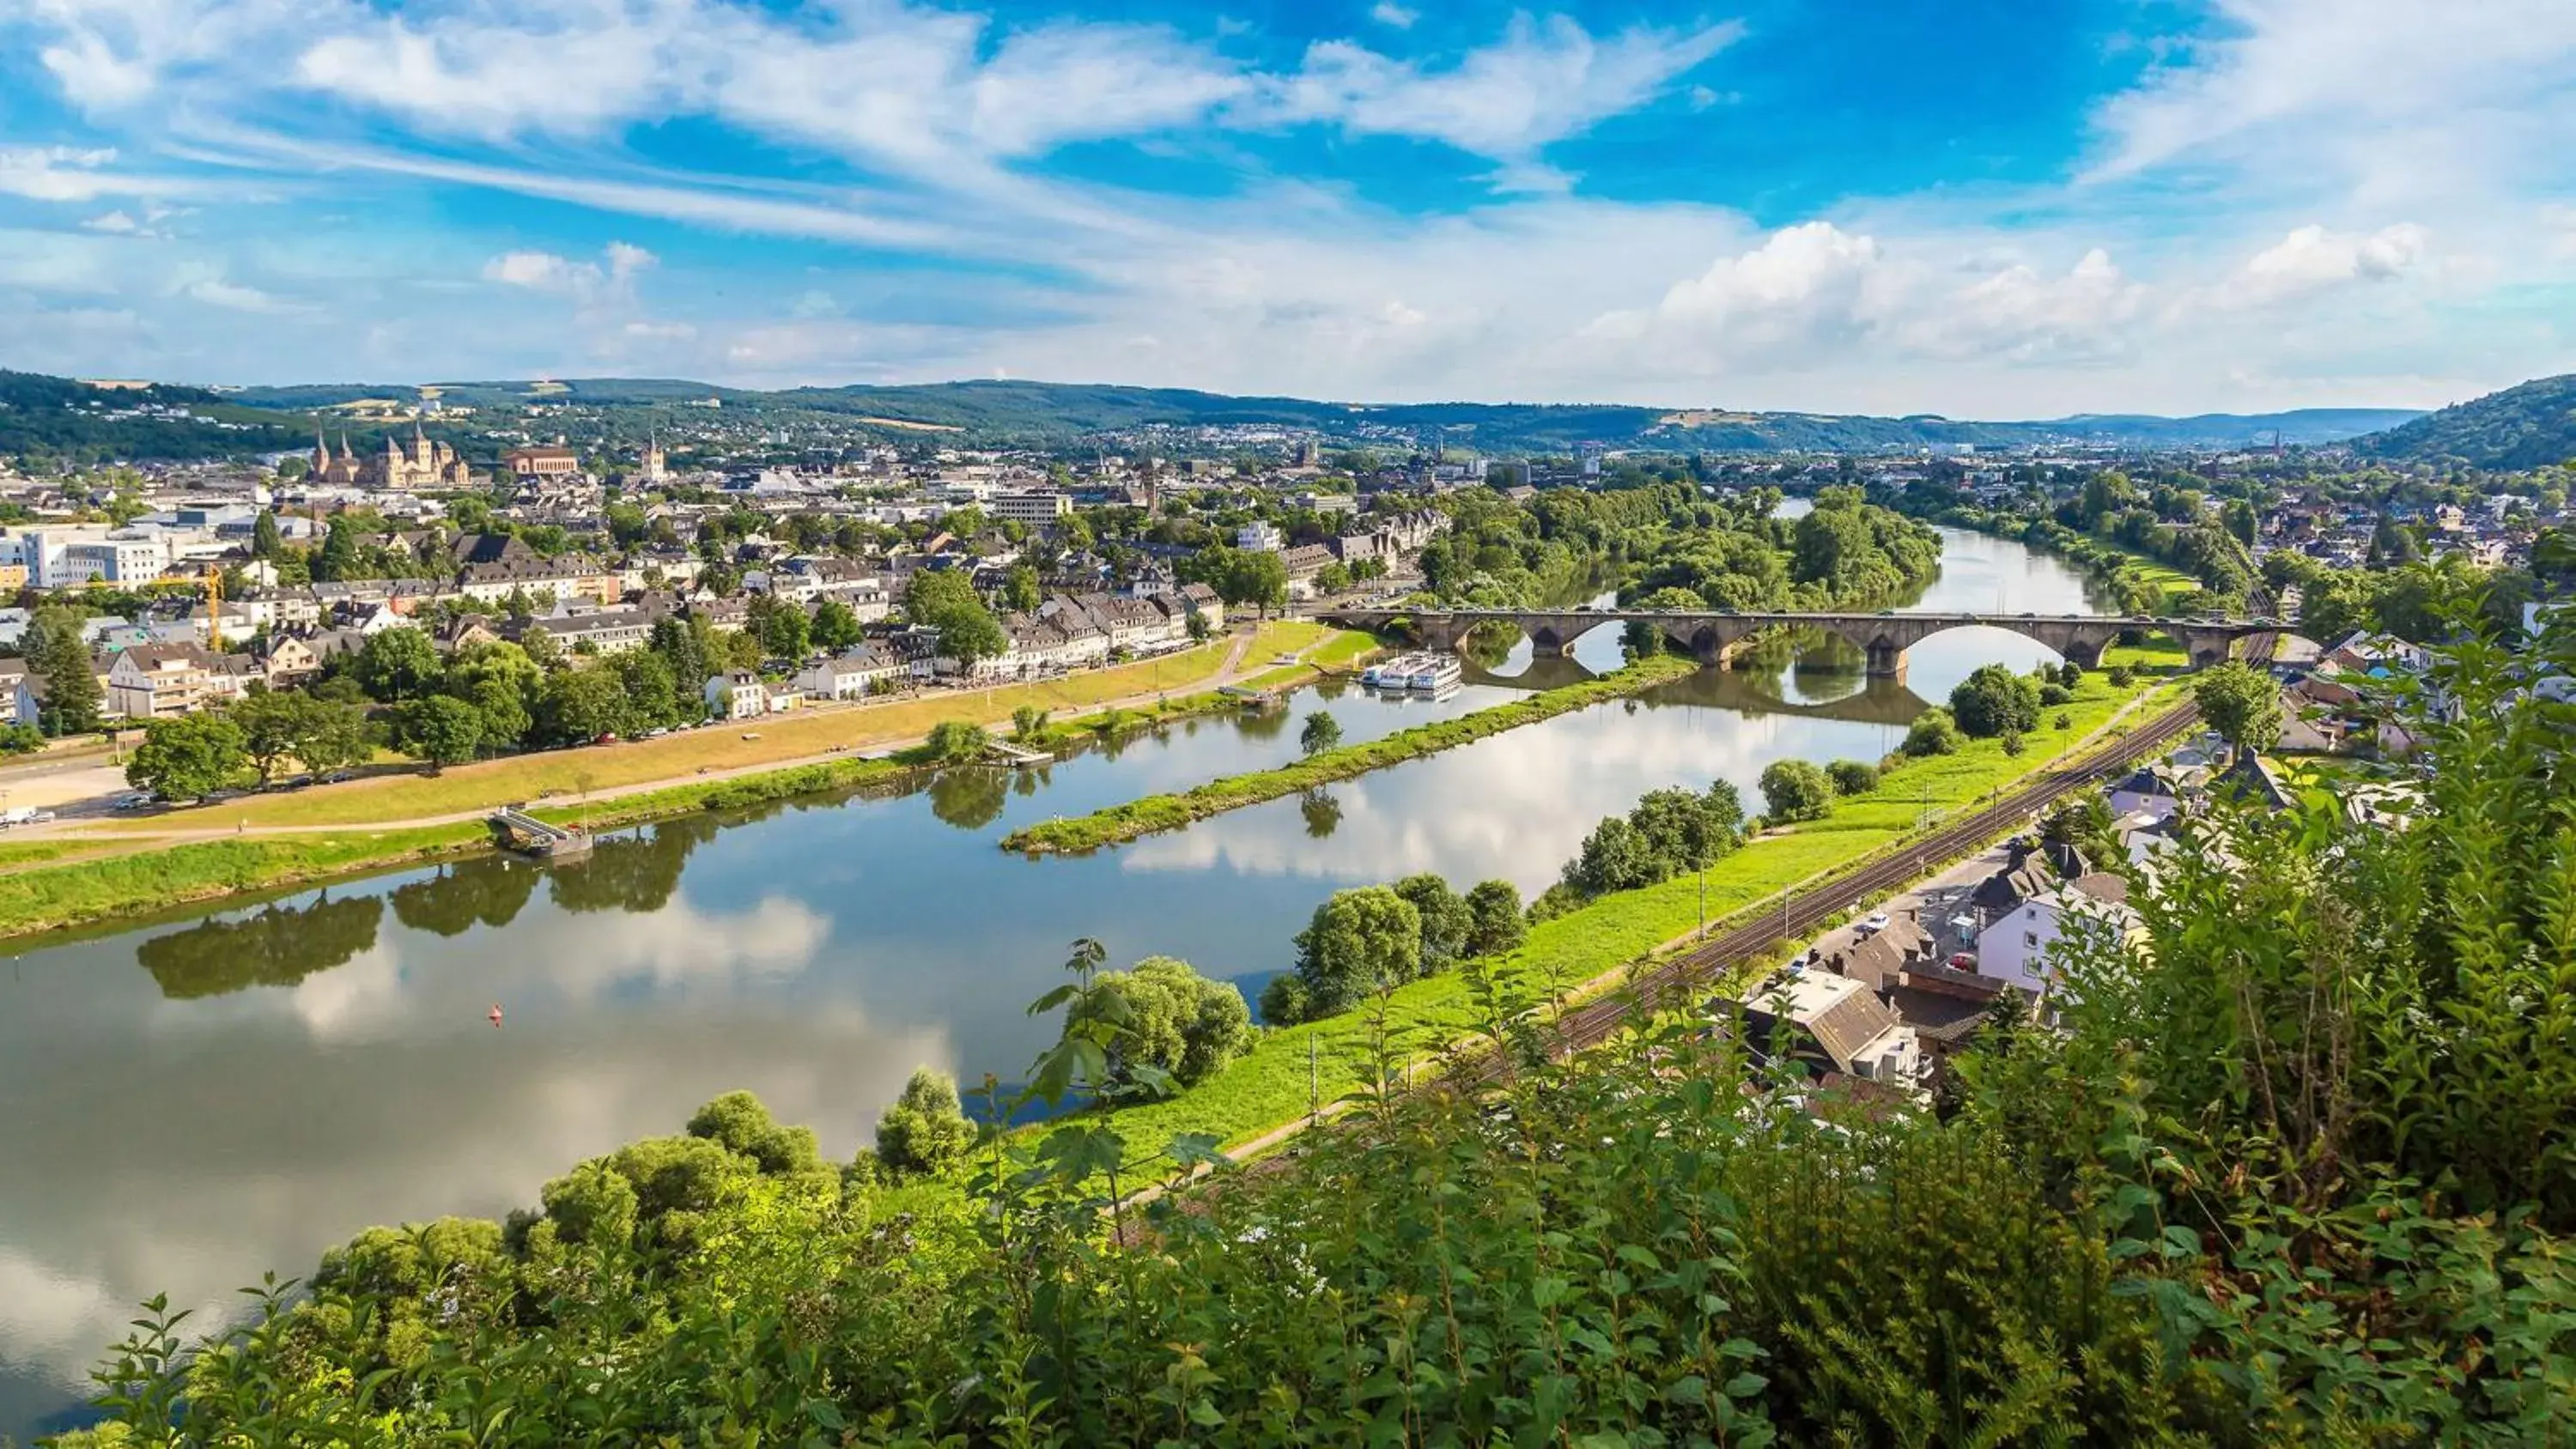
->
[[0, 522, 2111, 1439]]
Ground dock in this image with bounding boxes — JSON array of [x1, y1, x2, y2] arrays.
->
[[488, 806, 594, 858], [983, 740, 1053, 767]]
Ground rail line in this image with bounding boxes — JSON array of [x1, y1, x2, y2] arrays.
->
[[1117, 694, 2211, 1228]]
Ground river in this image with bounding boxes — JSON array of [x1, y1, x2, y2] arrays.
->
[[0, 520, 2112, 1440]]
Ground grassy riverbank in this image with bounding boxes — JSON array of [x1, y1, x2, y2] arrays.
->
[[0, 624, 1376, 941], [1084, 640, 2187, 1160], [82, 621, 1334, 835], [999, 653, 1701, 853]]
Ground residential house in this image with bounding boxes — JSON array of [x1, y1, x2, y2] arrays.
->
[[794, 644, 904, 700], [1736, 971, 1927, 1089], [106, 642, 219, 719], [507, 599, 656, 656], [1975, 873, 2138, 998], [705, 671, 769, 720]]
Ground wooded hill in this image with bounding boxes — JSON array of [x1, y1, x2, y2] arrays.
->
[[2352, 372, 2576, 470]]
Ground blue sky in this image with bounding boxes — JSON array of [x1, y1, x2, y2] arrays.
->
[[0, 0, 2571, 415]]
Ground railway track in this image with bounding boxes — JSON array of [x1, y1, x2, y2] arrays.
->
[[1143, 692, 2212, 1221], [1531, 697, 2202, 1064]]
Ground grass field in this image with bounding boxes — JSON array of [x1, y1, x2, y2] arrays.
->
[[999, 654, 1699, 853], [0, 826, 483, 939], [1083, 639, 2190, 1161], [94, 621, 1334, 834], [0, 623, 1358, 938]]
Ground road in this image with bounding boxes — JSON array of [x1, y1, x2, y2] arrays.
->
[[13, 625, 1295, 846]]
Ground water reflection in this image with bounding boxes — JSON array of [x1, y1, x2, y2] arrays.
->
[[138, 892, 385, 1000], [390, 856, 541, 937], [1298, 787, 1344, 840], [0, 520, 2117, 1441], [927, 767, 1012, 831]]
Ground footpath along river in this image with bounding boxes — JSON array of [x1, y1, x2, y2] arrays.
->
[[0, 521, 2115, 1440]]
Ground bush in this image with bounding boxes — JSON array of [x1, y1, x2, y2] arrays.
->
[[0, 722, 44, 755], [1390, 874, 1473, 969], [925, 720, 988, 764], [873, 1068, 973, 1178], [1903, 707, 1962, 757], [2038, 681, 2073, 706], [1065, 956, 1252, 1088], [2057, 660, 2085, 685], [2055, 711, 2073, 731], [2002, 730, 2026, 756], [1758, 759, 1835, 823], [1284, 885, 1422, 1021], [1949, 664, 2043, 738], [2106, 664, 2135, 688], [1826, 759, 1880, 796], [1256, 972, 1309, 1026], [1463, 879, 1526, 957]]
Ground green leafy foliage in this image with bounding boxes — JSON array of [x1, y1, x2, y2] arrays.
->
[[1063, 955, 1254, 1088], [873, 1069, 974, 1179], [1949, 663, 2044, 738], [1758, 758, 1834, 823], [1902, 705, 1963, 756], [124, 712, 247, 801], [2192, 658, 2284, 756]]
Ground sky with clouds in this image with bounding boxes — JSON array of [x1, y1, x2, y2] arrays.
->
[[0, 0, 2570, 415]]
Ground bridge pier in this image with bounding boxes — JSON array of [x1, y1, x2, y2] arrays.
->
[[1528, 627, 1571, 658], [1863, 640, 1909, 682], [2060, 639, 2105, 670]]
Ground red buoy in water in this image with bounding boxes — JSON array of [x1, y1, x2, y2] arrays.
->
[[488, 1003, 504, 1028]]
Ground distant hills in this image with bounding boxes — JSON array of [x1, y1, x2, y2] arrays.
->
[[226, 377, 2421, 454], [2351, 373, 2576, 470], [0, 367, 2439, 462]]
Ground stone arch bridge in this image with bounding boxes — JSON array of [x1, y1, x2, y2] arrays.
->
[[1321, 607, 2273, 682]]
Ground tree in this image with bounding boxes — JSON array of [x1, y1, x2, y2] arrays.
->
[[1062, 955, 1253, 1088], [1298, 709, 1341, 758], [745, 592, 811, 661], [1390, 873, 1473, 969], [125, 712, 247, 802], [230, 686, 317, 784], [352, 627, 440, 703], [906, 571, 1006, 670], [873, 1068, 973, 1179], [395, 694, 484, 772], [0, 722, 43, 755], [925, 719, 988, 764], [537, 666, 632, 745], [811, 598, 864, 653], [1279, 886, 1422, 1022], [1002, 564, 1041, 615], [28, 608, 101, 736], [1561, 816, 1664, 897], [1315, 561, 1352, 596], [1827, 759, 1880, 796], [251, 510, 283, 559], [1949, 664, 2043, 739], [1759, 759, 1835, 823], [2193, 659, 2283, 759], [1012, 705, 1048, 742], [1463, 878, 1526, 958]]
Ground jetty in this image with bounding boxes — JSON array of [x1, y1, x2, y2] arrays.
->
[[488, 806, 594, 859]]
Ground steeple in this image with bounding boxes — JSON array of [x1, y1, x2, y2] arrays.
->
[[312, 427, 331, 472]]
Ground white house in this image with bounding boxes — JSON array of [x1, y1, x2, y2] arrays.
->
[[795, 645, 903, 700], [705, 670, 769, 720], [2105, 766, 2186, 824], [1975, 874, 2139, 997]]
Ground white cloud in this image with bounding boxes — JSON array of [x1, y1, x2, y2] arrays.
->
[[179, 275, 301, 312], [1586, 221, 1894, 368], [482, 240, 655, 300], [2087, 0, 2576, 209], [1271, 15, 1742, 161], [0, 145, 132, 201], [2245, 222, 2427, 287], [80, 209, 140, 233], [1370, 3, 1417, 28]]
